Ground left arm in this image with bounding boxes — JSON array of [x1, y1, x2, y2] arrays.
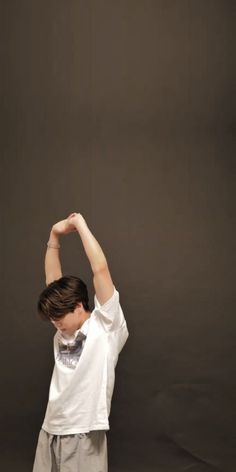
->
[[69, 213, 115, 305]]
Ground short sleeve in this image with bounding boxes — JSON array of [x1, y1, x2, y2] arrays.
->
[[94, 286, 126, 332]]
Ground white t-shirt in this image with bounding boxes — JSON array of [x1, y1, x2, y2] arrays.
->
[[42, 286, 129, 435]]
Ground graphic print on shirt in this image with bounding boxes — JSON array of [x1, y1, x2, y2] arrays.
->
[[56, 332, 87, 369]]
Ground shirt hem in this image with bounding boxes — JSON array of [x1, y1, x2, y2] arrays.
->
[[42, 422, 110, 435]]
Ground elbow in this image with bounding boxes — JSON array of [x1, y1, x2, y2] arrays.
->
[[92, 260, 108, 274]]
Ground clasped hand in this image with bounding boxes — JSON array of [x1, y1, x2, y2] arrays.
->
[[52, 213, 82, 235]]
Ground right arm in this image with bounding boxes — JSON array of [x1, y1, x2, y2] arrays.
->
[[45, 229, 62, 285], [45, 218, 76, 285]]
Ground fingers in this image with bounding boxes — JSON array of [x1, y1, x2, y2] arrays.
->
[[66, 213, 78, 232]]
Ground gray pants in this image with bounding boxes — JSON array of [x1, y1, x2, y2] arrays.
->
[[32, 428, 108, 472]]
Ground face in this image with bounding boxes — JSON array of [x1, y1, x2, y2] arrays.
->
[[50, 304, 84, 336]]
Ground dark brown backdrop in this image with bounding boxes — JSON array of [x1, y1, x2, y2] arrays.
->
[[1, 1, 235, 471]]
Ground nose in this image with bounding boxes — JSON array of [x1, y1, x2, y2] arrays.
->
[[51, 319, 62, 328]]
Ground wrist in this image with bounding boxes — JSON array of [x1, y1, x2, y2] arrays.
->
[[49, 228, 60, 241], [74, 214, 87, 231]]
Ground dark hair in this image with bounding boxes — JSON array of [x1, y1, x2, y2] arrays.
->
[[37, 275, 91, 321]]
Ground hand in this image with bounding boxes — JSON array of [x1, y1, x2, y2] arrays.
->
[[52, 213, 79, 236], [67, 212, 84, 228]]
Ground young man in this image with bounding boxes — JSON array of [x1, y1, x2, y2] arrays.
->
[[32, 212, 129, 472]]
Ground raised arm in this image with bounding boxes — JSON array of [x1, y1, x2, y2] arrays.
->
[[45, 228, 62, 285], [68, 213, 114, 306], [45, 218, 76, 285]]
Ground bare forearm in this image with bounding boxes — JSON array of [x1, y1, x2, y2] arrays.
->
[[45, 230, 62, 285], [74, 215, 107, 273]]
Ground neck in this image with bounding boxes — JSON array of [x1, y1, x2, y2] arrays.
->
[[78, 310, 91, 328]]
